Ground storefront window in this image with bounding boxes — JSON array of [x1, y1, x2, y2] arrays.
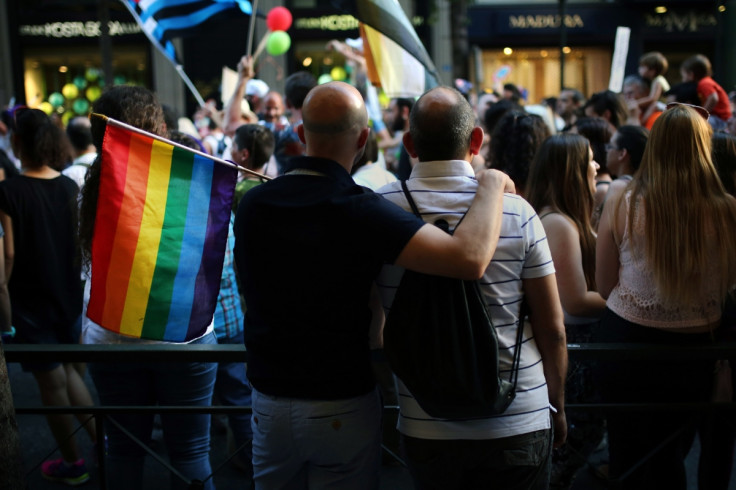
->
[[23, 45, 149, 125], [478, 46, 611, 103]]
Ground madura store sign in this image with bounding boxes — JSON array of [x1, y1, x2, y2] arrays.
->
[[508, 14, 584, 29]]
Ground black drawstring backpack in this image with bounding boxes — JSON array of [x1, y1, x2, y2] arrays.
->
[[383, 180, 524, 419]]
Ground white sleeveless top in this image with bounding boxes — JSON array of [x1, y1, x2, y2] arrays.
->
[[606, 192, 722, 329]]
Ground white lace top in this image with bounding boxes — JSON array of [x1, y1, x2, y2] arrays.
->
[[606, 193, 722, 329]]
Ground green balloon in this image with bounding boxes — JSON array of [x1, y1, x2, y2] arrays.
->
[[266, 30, 291, 56], [85, 67, 100, 82], [86, 86, 102, 102], [73, 98, 90, 115], [73, 76, 87, 90], [48, 92, 65, 108], [318, 74, 333, 85]]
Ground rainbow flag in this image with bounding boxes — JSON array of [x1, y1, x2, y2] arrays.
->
[[87, 117, 238, 342]]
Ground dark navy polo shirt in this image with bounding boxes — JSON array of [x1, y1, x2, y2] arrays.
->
[[234, 156, 424, 399]]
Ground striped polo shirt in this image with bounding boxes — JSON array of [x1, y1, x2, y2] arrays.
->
[[376, 160, 556, 440]]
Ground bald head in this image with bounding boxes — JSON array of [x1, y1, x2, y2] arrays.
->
[[302, 82, 368, 135], [409, 87, 476, 162], [298, 82, 370, 169]]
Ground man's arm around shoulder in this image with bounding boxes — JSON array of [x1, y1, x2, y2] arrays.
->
[[395, 169, 514, 280]]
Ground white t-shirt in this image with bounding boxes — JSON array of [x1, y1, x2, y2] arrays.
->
[[377, 160, 555, 440]]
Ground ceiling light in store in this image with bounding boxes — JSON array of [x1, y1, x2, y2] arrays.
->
[[654, 6, 667, 14], [540, 50, 548, 58], [562, 46, 572, 54], [303, 57, 313, 67], [59, 65, 68, 73], [718, 5, 726, 12], [503, 47, 513, 56], [323, 56, 333, 66]]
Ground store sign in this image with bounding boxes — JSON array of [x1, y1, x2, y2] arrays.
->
[[508, 14, 584, 29], [644, 11, 716, 33], [19, 21, 141, 39], [295, 15, 359, 31], [294, 14, 423, 32]]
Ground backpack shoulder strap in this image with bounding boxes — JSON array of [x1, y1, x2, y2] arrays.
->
[[401, 180, 468, 234], [400, 180, 422, 218]]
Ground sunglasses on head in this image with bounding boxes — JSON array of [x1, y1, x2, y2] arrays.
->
[[665, 102, 709, 121]]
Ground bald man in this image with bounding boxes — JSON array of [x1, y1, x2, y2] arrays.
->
[[233, 82, 513, 490], [377, 87, 567, 490]]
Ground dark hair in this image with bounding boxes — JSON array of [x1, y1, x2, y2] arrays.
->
[[665, 81, 700, 105], [572, 117, 614, 174], [284, 71, 317, 109], [80, 86, 167, 265], [682, 54, 712, 80], [712, 132, 736, 196], [409, 88, 474, 162], [639, 51, 669, 75], [352, 129, 378, 174], [233, 124, 275, 170], [13, 108, 70, 169], [161, 104, 178, 133], [483, 99, 522, 134], [488, 110, 550, 193], [526, 133, 597, 289], [503, 83, 522, 103], [168, 130, 203, 151], [66, 117, 93, 152], [561, 87, 585, 104], [583, 90, 628, 128], [614, 125, 649, 173], [394, 98, 414, 114]]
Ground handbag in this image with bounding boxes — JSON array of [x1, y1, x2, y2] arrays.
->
[[382, 181, 523, 419]]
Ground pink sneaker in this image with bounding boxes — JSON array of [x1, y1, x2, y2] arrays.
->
[[41, 458, 90, 486]]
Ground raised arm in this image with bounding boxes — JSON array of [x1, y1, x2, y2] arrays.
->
[[524, 274, 568, 448], [223, 55, 255, 136], [395, 169, 513, 279], [541, 213, 606, 317]]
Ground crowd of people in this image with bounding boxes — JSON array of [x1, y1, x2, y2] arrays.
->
[[0, 47, 736, 490]]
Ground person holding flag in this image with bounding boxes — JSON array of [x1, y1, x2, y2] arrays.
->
[[78, 86, 224, 490]]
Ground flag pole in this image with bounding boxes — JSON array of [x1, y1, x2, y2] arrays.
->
[[120, 0, 207, 108], [92, 114, 271, 180], [246, 0, 260, 56]]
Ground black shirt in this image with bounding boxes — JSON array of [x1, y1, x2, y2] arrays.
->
[[234, 156, 423, 399], [0, 175, 81, 343]]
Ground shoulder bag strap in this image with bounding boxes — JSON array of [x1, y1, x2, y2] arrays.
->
[[508, 302, 528, 388], [401, 180, 468, 233], [400, 180, 422, 218]]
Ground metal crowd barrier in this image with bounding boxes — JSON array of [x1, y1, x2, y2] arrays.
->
[[5, 342, 736, 489]]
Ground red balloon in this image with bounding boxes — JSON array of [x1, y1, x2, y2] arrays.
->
[[266, 7, 292, 31]]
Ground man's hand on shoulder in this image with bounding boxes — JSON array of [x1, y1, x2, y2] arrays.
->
[[476, 169, 515, 195]]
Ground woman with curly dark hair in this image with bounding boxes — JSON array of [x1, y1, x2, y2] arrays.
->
[[486, 110, 550, 197], [79, 86, 218, 489]]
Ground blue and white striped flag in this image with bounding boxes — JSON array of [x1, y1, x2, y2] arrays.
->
[[123, 0, 253, 63]]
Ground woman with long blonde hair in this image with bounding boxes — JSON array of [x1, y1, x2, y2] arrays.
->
[[596, 104, 736, 489]]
